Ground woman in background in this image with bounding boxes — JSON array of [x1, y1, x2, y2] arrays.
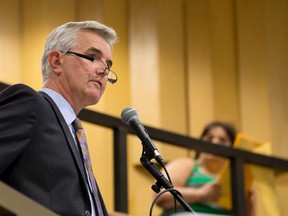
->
[[156, 121, 250, 216]]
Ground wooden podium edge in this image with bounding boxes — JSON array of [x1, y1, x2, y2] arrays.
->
[[0, 181, 59, 216]]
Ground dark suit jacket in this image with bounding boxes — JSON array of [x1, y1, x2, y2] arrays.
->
[[0, 84, 108, 216]]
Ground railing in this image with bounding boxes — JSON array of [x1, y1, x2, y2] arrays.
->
[[1, 82, 288, 216]]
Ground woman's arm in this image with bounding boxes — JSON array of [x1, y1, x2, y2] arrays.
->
[[155, 157, 221, 209]]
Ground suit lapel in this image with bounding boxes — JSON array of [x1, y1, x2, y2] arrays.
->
[[40, 91, 109, 215], [39, 91, 88, 185]]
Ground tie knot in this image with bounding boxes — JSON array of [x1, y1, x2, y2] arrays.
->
[[72, 118, 83, 131]]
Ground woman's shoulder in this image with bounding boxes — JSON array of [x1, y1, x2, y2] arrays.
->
[[163, 157, 197, 186], [165, 157, 196, 174], [168, 157, 195, 166]]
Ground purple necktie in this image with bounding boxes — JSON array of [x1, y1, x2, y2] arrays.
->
[[73, 118, 103, 216]]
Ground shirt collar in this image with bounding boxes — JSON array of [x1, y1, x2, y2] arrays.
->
[[40, 88, 76, 126]]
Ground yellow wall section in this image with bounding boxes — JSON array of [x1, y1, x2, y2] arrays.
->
[[21, 0, 77, 89], [0, 0, 21, 84]]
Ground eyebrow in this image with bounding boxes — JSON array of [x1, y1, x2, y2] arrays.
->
[[88, 47, 113, 68]]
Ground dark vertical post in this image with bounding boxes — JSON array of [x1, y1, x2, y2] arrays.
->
[[230, 157, 246, 216], [113, 126, 128, 213]]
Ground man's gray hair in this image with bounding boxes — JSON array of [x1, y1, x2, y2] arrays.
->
[[41, 20, 118, 82]]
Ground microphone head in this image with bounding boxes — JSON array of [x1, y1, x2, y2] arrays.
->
[[121, 107, 138, 125]]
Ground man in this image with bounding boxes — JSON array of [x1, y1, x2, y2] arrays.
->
[[0, 20, 118, 216]]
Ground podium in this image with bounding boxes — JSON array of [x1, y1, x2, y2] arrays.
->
[[0, 181, 59, 216]]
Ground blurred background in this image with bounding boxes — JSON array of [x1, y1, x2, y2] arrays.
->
[[0, 0, 287, 215]]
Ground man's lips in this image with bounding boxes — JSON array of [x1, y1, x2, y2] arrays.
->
[[90, 80, 102, 87]]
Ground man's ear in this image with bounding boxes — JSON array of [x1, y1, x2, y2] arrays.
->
[[48, 51, 62, 75]]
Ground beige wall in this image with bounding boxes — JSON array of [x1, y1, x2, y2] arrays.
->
[[0, 0, 287, 215]]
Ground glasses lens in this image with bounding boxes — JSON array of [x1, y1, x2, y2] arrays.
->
[[107, 71, 118, 84]]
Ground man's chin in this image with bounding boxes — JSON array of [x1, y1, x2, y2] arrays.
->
[[90, 97, 101, 106], [85, 94, 102, 106], [86, 89, 103, 103]]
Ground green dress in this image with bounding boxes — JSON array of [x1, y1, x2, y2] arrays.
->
[[160, 161, 231, 216]]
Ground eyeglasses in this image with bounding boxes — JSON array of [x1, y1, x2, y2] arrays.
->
[[65, 51, 118, 84]]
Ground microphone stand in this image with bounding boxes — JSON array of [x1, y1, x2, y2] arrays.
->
[[140, 154, 194, 213]]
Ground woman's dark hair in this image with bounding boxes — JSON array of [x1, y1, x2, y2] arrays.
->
[[200, 121, 237, 145], [194, 121, 237, 159]]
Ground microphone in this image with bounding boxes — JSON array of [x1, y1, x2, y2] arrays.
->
[[121, 107, 165, 166]]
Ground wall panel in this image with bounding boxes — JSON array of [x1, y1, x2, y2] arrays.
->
[[186, 0, 215, 137], [0, 0, 21, 84], [210, 0, 240, 127], [21, 0, 76, 89], [236, 0, 271, 141], [129, 1, 160, 215]]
